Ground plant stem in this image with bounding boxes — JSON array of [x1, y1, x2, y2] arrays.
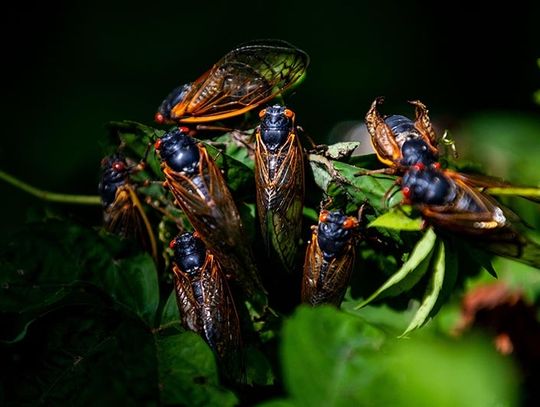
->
[[485, 187, 540, 198], [0, 170, 101, 205]]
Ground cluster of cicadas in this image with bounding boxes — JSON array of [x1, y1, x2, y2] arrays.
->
[[97, 40, 528, 380]]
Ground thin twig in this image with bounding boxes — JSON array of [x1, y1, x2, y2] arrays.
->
[[0, 170, 101, 205]]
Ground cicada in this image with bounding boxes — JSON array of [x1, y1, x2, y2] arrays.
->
[[155, 39, 309, 125], [98, 154, 157, 260], [254, 105, 304, 272], [302, 209, 360, 306], [401, 164, 522, 246], [365, 97, 439, 169], [170, 232, 243, 381], [155, 128, 266, 304]]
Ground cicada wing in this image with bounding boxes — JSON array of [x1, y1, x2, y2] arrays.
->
[[301, 230, 322, 304], [365, 97, 402, 167], [255, 132, 304, 272], [171, 264, 201, 333], [198, 255, 243, 366], [104, 184, 158, 261], [450, 170, 540, 204], [172, 41, 309, 123], [409, 99, 438, 148], [318, 245, 356, 306]]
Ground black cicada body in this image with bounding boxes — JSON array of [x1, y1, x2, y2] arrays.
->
[[98, 154, 157, 260], [255, 105, 304, 272], [170, 233, 243, 381], [302, 210, 359, 306]]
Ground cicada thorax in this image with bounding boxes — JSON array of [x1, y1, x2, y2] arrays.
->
[[254, 105, 305, 273], [302, 210, 359, 307], [365, 97, 439, 169], [170, 233, 243, 381], [98, 154, 157, 260], [155, 39, 310, 125], [156, 128, 266, 304]]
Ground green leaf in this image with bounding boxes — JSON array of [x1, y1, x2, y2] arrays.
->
[[281, 306, 386, 407], [368, 207, 423, 231], [0, 219, 160, 344], [401, 240, 446, 336], [356, 228, 437, 308], [204, 140, 255, 195], [1, 303, 159, 405], [245, 345, 275, 386], [302, 206, 318, 222], [99, 253, 159, 326], [385, 335, 518, 407], [308, 154, 400, 214], [323, 141, 360, 160], [212, 130, 256, 170], [106, 120, 165, 178], [156, 331, 238, 406], [160, 289, 180, 327], [270, 306, 518, 407]]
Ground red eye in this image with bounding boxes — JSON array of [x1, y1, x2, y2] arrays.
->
[[169, 239, 176, 249], [413, 163, 425, 171], [154, 139, 162, 150], [319, 210, 329, 223], [402, 186, 411, 199], [112, 161, 125, 171], [155, 112, 165, 124], [178, 126, 190, 134], [342, 218, 358, 229], [432, 162, 441, 169]]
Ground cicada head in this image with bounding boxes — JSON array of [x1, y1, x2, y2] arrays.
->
[[258, 104, 295, 151], [317, 210, 359, 261], [170, 232, 207, 276], [99, 154, 129, 207], [155, 83, 193, 124], [402, 165, 457, 205], [155, 127, 200, 173]]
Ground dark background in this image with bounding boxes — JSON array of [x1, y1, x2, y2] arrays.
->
[[1, 0, 538, 232]]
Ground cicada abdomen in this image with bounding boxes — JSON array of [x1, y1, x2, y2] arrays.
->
[[170, 233, 243, 382], [155, 128, 266, 305], [255, 105, 304, 272], [98, 154, 157, 260], [302, 210, 359, 307]]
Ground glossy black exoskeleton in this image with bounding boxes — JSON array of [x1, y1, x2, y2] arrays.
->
[[317, 210, 357, 261], [170, 232, 207, 275], [155, 128, 200, 174], [402, 165, 459, 206], [156, 84, 192, 124], [99, 154, 129, 207], [259, 104, 294, 151]]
